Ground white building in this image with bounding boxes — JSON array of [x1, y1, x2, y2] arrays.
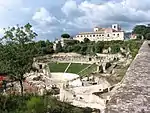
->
[[74, 24, 124, 42], [53, 38, 74, 50]]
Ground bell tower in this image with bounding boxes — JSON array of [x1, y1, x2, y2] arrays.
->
[[112, 24, 121, 31]]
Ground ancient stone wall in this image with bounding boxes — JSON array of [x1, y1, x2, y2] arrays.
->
[[105, 41, 150, 113], [35, 53, 124, 64]]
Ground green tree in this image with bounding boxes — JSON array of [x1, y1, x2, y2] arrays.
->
[[132, 25, 150, 38], [84, 38, 90, 43], [136, 35, 142, 40], [145, 33, 150, 40], [111, 44, 120, 54], [61, 33, 70, 38], [79, 45, 87, 55], [36, 41, 46, 48], [128, 40, 140, 58], [64, 40, 79, 46], [132, 25, 147, 36], [72, 44, 81, 53], [95, 41, 104, 53], [44, 40, 54, 54], [86, 44, 95, 55], [35, 40, 54, 55], [0, 23, 37, 96], [66, 46, 73, 52], [55, 41, 63, 53]]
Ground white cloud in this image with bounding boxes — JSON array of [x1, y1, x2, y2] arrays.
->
[[1, 0, 150, 40], [21, 7, 31, 13], [125, 0, 150, 11], [0, 0, 23, 13], [62, 0, 150, 30], [32, 7, 58, 25], [0, 0, 25, 28], [59, 19, 66, 24], [61, 0, 78, 16], [0, 0, 22, 8]]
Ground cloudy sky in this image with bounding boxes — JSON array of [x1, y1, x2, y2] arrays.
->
[[0, 0, 150, 41]]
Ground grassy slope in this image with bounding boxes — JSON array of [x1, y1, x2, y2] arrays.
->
[[49, 63, 68, 72], [79, 64, 97, 76], [49, 63, 96, 76], [66, 63, 89, 74]]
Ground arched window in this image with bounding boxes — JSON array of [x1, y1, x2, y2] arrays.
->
[[39, 64, 42, 69], [89, 58, 92, 61], [107, 34, 110, 37], [117, 34, 119, 37]]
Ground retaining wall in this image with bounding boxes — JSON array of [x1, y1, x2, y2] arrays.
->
[[105, 41, 150, 113]]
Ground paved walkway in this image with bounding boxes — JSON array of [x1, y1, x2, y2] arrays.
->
[[105, 41, 150, 113]]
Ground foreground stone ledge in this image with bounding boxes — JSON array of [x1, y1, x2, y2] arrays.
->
[[105, 41, 150, 113]]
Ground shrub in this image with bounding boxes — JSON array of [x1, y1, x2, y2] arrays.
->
[[111, 44, 120, 54], [145, 33, 150, 40], [26, 97, 45, 113]]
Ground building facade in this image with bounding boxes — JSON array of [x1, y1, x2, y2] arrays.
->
[[74, 24, 124, 42], [53, 38, 74, 50]]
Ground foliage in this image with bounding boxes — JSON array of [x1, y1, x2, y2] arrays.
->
[[127, 40, 143, 58], [145, 33, 150, 40], [132, 25, 150, 39], [95, 41, 104, 53], [0, 24, 55, 96], [0, 23, 37, 96], [72, 44, 81, 53], [136, 35, 143, 40], [55, 41, 63, 53], [60, 39, 142, 58], [111, 44, 120, 54], [132, 25, 147, 36], [36, 40, 54, 55], [84, 38, 90, 43], [61, 33, 70, 38], [0, 95, 91, 113], [26, 97, 45, 113]]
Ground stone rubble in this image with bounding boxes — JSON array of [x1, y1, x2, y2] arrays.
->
[[19, 51, 132, 112]]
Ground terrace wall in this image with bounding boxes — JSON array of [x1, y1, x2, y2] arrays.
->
[[35, 53, 123, 64], [105, 41, 150, 113]]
